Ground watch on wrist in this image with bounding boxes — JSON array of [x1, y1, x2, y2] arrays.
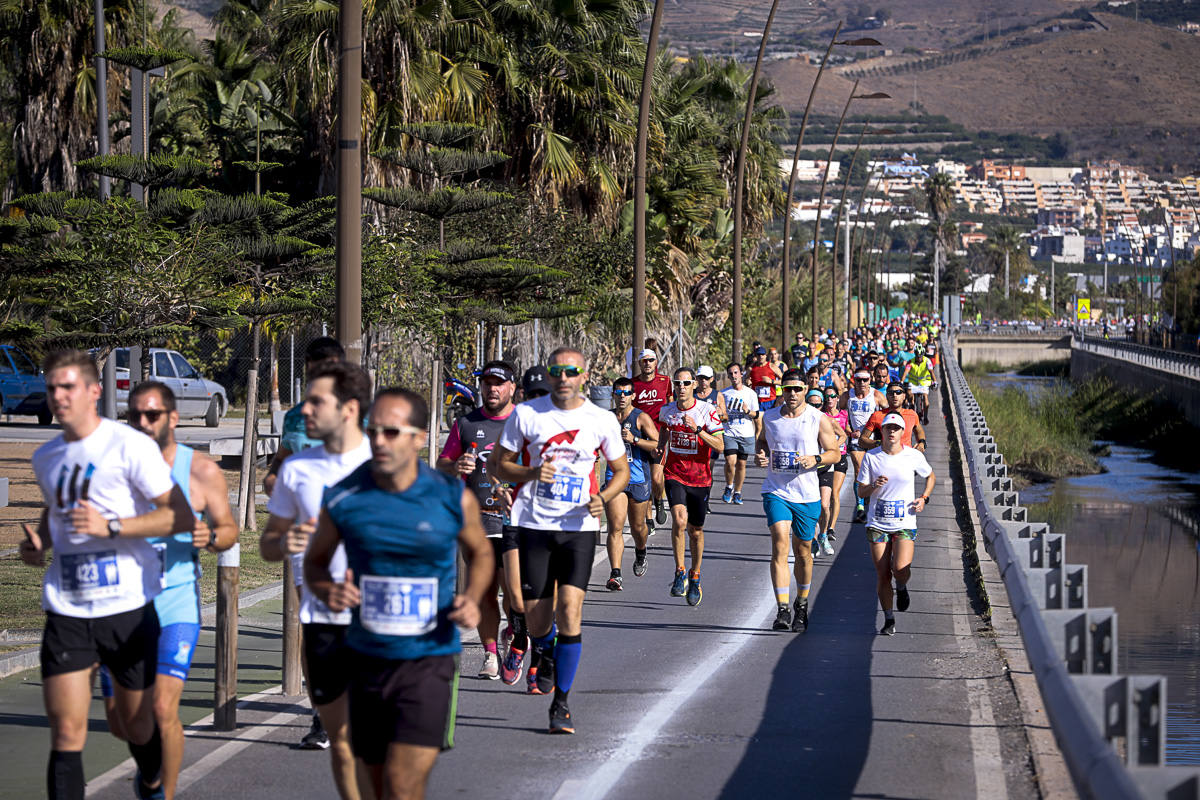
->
[[107, 518, 122, 538]]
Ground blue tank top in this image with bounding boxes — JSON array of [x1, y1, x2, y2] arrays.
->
[[606, 408, 650, 487], [324, 462, 463, 660], [151, 444, 200, 589]]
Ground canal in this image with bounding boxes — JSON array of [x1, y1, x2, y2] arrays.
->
[[978, 371, 1200, 765]]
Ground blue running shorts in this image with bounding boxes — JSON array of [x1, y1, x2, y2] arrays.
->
[[762, 494, 822, 542], [153, 582, 202, 682]]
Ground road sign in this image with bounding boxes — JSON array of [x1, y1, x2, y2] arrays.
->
[[1076, 298, 1091, 320]]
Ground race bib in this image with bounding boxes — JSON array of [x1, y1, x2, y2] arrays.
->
[[874, 499, 906, 520], [756, 385, 772, 399], [770, 451, 803, 473], [360, 575, 438, 636], [535, 473, 586, 510], [152, 542, 169, 589], [670, 428, 698, 455], [60, 551, 121, 602]]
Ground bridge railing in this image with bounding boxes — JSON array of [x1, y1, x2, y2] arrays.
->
[[1074, 334, 1200, 381], [942, 335, 1200, 800]]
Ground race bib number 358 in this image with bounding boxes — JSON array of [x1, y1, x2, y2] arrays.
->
[[770, 451, 803, 473], [360, 576, 438, 636]]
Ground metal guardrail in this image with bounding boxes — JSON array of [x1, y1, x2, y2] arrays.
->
[[1074, 335, 1200, 382], [942, 334, 1200, 800], [955, 324, 1075, 337]]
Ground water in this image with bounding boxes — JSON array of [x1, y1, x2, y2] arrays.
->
[[984, 372, 1200, 765]]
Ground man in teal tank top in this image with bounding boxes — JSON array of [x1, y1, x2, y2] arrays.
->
[[306, 387, 493, 800]]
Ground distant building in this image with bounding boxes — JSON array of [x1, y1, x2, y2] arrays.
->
[[1033, 229, 1085, 263], [931, 159, 968, 180], [778, 159, 840, 182], [971, 159, 1026, 181]]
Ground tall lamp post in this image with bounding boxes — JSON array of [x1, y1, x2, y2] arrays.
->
[[336, 0, 363, 364], [633, 0, 666, 359]]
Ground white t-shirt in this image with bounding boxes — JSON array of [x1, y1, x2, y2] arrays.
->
[[267, 437, 371, 625], [858, 446, 934, 532], [720, 386, 760, 439], [847, 389, 880, 432], [32, 419, 175, 618], [760, 405, 823, 504], [498, 394, 625, 532]]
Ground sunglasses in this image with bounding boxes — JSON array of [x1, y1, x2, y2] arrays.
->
[[613, 388, 633, 396], [780, 385, 805, 392], [127, 409, 166, 423], [672, 379, 694, 387], [889, 390, 906, 395], [548, 364, 582, 378], [366, 425, 424, 440], [855, 377, 870, 381]]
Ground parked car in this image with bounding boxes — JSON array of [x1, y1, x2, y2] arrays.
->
[[0, 344, 51, 424], [108, 348, 229, 427]]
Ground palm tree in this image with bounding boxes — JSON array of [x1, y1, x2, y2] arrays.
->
[[987, 225, 1026, 302], [923, 172, 955, 313]]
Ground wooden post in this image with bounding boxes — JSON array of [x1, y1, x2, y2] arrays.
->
[[281, 560, 302, 696], [213, 543, 240, 730]]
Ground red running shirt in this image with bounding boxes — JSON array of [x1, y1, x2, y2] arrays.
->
[[748, 364, 779, 403], [632, 373, 672, 423], [658, 400, 724, 487]]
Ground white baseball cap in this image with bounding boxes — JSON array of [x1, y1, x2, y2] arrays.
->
[[638, 349, 657, 361], [881, 412, 907, 429], [696, 365, 714, 378]]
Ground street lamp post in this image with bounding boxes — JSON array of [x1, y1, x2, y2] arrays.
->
[[633, 0, 666, 361]]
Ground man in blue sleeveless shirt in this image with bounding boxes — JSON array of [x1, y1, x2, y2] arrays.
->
[[307, 387, 493, 800], [603, 376, 659, 590], [113, 381, 237, 799]]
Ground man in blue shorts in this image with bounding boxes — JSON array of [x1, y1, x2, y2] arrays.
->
[[306, 387, 493, 800], [101, 380, 238, 799], [603, 376, 659, 590], [755, 369, 841, 632]]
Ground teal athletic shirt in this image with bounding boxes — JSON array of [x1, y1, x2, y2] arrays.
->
[[323, 461, 463, 661]]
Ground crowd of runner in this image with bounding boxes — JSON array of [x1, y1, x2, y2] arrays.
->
[[20, 314, 942, 800]]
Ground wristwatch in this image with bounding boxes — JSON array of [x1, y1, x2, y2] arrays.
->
[[107, 518, 122, 538]]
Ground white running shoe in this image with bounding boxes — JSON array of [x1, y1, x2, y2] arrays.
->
[[479, 651, 500, 680]]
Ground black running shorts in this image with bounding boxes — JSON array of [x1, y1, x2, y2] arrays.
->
[[350, 652, 459, 761], [665, 480, 711, 527], [516, 526, 595, 599], [41, 603, 159, 689], [303, 623, 351, 705], [500, 523, 521, 555]]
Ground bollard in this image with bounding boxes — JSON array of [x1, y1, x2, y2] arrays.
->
[[214, 543, 240, 730], [281, 559, 303, 696]]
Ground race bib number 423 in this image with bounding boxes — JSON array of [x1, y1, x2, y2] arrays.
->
[[360, 576, 438, 636], [61, 551, 121, 602]]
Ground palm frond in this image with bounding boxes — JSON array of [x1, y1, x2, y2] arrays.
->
[[101, 46, 191, 72], [78, 155, 210, 187]]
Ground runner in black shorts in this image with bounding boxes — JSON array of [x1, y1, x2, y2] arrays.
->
[[491, 348, 628, 734], [603, 377, 659, 590]]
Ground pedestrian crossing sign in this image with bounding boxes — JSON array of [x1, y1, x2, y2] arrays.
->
[[1076, 298, 1090, 320]]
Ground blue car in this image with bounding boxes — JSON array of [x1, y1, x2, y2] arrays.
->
[[0, 345, 51, 424]]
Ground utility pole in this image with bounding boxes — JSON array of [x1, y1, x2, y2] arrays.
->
[[633, 0, 666, 365], [336, 0, 363, 366], [1004, 249, 1010, 299]]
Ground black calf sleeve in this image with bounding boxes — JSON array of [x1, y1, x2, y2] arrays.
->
[[128, 725, 163, 786], [511, 612, 529, 651], [48, 750, 84, 800]]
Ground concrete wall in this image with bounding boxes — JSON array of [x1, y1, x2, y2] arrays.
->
[[1071, 348, 1200, 428], [956, 335, 1072, 368]]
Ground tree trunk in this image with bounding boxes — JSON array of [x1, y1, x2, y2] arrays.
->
[[236, 321, 261, 532], [269, 336, 281, 413]]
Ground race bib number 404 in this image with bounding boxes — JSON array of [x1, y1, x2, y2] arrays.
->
[[360, 576, 438, 636], [61, 551, 121, 602], [535, 473, 586, 507]]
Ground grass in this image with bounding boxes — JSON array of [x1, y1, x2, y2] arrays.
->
[[962, 359, 1069, 378]]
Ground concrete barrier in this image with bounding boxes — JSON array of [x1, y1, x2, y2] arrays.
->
[[943, 334, 1200, 800], [1072, 336, 1200, 428]]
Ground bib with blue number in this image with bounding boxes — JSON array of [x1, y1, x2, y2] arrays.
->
[[771, 451, 803, 473], [874, 499, 906, 520], [535, 473, 586, 511], [756, 385, 772, 399], [61, 550, 121, 602], [360, 575, 438, 636]]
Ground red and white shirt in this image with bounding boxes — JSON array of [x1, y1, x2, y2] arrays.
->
[[658, 399, 723, 487]]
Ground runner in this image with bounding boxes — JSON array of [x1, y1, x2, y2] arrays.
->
[[857, 412, 936, 635], [719, 363, 760, 505], [818, 387, 850, 554], [845, 370, 887, 524], [260, 361, 372, 800], [748, 346, 782, 410], [99, 381, 237, 800], [603, 377, 659, 591], [305, 387, 493, 799], [901, 347, 934, 425], [490, 347, 628, 733], [22, 350, 196, 800], [436, 360, 518, 681], [859, 382, 926, 453], [632, 348, 671, 530], [264, 336, 345, 495], [755, 369, 841, 632], [659, 368, 724, 606]]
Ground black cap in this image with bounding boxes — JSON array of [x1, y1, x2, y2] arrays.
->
[[481, 364, 515, 383], [522, 365, 552, 396]]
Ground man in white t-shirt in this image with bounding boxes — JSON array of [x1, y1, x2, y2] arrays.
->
[[21, 350, 197, 800], [856, 412, 936, 636], [719, 362, 760, 505], [261, 361, 372, 797], [490, 347, 628, 734]]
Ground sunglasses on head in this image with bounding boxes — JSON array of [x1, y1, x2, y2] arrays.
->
[[548, 364, 582, 378], [127, 409, 166, 423], [672, 379, 694, 387], [366, 424, 423, 440]]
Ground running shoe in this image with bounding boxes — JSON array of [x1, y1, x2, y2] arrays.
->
[[670, 569, 687, 597], [791, 600, 808, 633], [655, 498, 667, 525], [134, 771, 165, 800], [298, 713, 330, 750], [633, 553, 648, 578], [772, 604, 792, 631], [896, 586, 911, 612], [500, 623, 513, 654], [821, 535, 835, 556], [686, 573, 702, 606], [827, 529, 838, 545], [732, 492, 744, 505], [500, 646, 525, 685], [606, 570, 623, 591], [526, 666, 540, 694], [549, 700, 575, 734], [853, 504, 867, 523], [880, 618, 896, 636], [722, 486, 733, 504], [535, 653, 555, 695], [479, 650, 500, 680]]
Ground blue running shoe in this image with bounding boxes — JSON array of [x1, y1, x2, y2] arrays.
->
[[686, 573, 702, 606], [134, 771, 165, 800], [722, 486, 733, 504], [732, 492, 744, 505], [670, 569, 687, 597]]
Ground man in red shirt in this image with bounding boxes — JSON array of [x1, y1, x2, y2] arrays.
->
[[632, 349, 671, 528], [658, 367, 724, 607], [858, 381, 927, 452], [748, 346, 782, 411]]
